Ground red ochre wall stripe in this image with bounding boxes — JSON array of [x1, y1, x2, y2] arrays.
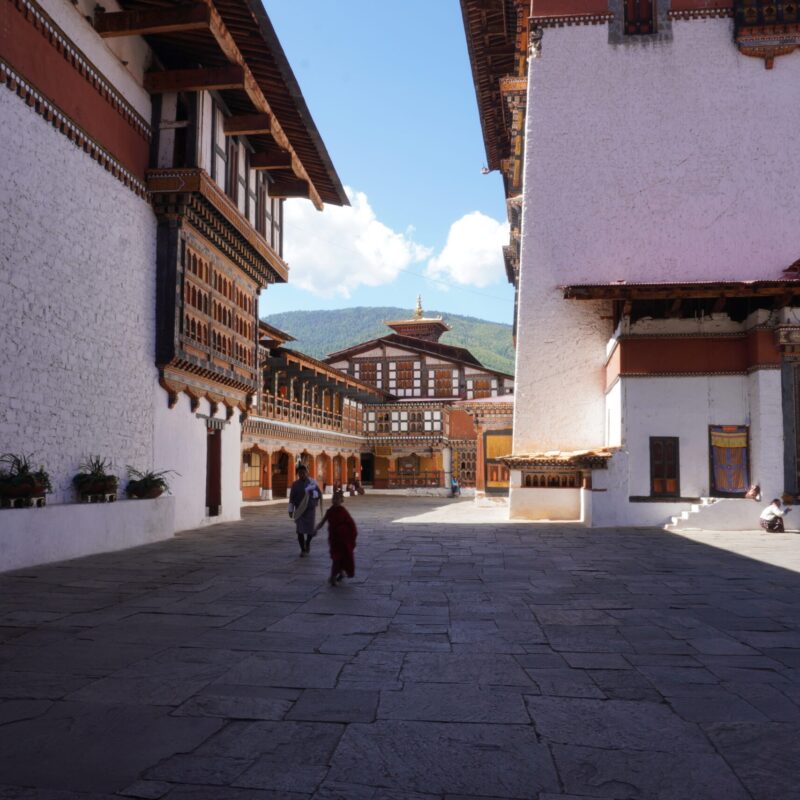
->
[[1, 0, 150, 189], [606, 330, 781, 390]]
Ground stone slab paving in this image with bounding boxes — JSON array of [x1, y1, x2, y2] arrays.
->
[[0, 497, 799, 798]]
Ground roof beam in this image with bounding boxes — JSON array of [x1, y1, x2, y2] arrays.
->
[[223, 113, 272, 136], [144, 65, 244, 94], [94, 3, 211, 38], [269, 178, 310, 199], [202, 1, 323, 209], [251, 151, 293, 171]]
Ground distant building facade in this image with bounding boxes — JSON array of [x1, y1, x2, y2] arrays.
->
[[325, 300, 514, 493], [462, 0, 800, 527], [238, 304, 514, 499]]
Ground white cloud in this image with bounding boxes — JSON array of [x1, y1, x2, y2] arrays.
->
[[426, 211, 509, 288], [282, 187, 432, 297]]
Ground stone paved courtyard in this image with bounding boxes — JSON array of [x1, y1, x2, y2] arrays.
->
[[1, 496, 800, 799]]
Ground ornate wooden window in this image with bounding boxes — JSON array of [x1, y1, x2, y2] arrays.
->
[[453, 441, 476, 486], [389, 360, 421, 397], [625, 0, 655, 34], [225, 137, 239, 205], [355, 361, 380, 387], [429, 368, 457, 397], [271, 198, 283, 255], [255, 174, 268, 237], [468, 377, 495, 399], [650, 437, 679, 497]]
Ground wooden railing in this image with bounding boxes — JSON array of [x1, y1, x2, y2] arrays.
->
[[259, 395, 362, 435]]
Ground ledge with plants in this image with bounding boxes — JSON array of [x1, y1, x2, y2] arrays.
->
[[125, 467, 177, 500], [0, 454, 52, 509], [73, 456, 119, 503]]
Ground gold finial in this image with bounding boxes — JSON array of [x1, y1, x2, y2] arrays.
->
[[414, 295, 423, 319]]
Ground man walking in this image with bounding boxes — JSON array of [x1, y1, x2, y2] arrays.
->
[[289, 464, 322, 555]]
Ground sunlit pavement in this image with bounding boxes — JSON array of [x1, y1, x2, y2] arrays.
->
[[1, 495, 799, 799]]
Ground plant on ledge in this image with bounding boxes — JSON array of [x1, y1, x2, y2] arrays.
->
[[72, 456, 118, 501], [125, 466, 177, 500], [0, 453, 52, 508]]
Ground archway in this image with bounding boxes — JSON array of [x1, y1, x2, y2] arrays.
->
[[316, 453, 332, 490], [272, 450, 290, 498], [332, 455, 344, 486], [347, 455, 359, 483], [360, 452, 374, 484]]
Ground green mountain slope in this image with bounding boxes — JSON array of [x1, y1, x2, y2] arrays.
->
[[263, 307, 515, 375]]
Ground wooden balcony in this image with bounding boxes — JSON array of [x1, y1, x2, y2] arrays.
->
[[260, 394, 363, 436]]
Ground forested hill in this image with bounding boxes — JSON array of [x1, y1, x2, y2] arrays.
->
[[263, 307, 515, 375]]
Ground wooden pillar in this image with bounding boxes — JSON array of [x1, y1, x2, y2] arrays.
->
[[262, 451, 271, 492], [287, 455, 296, 485], [475, 428, 486, 492]]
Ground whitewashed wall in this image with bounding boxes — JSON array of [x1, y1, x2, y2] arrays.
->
[[590, 370, 783, 526], [152, 391, 242, 532], [0, 90, 157, 505], [513, 16, 800, 485], [527, 19, 800, 285]]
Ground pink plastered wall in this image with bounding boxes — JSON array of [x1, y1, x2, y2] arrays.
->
[[524, 19, 800, 285]]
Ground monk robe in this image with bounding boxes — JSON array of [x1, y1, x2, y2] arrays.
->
[[322, 504, 358, 578]]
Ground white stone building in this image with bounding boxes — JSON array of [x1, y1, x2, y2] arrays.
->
[[0, 0, 346, 568], [462, 0, 800, 527]]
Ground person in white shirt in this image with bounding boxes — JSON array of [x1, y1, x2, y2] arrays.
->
[[760, 498, 791, 532]]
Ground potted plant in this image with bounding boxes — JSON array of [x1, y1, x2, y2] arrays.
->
[[72, 456, 118, 500], [125, 466, 177, 499], [0, 453, 52, 507]]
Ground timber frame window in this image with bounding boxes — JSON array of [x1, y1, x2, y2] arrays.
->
[[625, 0, 655, 34], [650, 436, 680, 497]]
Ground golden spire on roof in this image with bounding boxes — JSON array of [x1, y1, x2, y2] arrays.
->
[[414, 295, 423, 319]]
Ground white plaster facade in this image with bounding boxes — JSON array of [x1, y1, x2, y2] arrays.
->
[[0, 89, 157, 506], [0, 11, 243, 559], [153, 392, 242, 532], [510, 19, 800, 525]]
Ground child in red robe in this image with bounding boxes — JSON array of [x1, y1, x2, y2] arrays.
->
[[316, 489, 358, 587]]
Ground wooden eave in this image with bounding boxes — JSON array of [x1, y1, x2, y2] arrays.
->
[[460, 0, 518, 172], [276, 348, 388, 401], [109, 0, 347, 208], [563, 280, 800, 301], [258, 319, 295, 345], [325, 334, 515, 380], [501, 449, 614, 470]]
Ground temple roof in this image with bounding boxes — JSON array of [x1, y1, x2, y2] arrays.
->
[[383, 297, 451, 342], [460, 0, 519, 172]]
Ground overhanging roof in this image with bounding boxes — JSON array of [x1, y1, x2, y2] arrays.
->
[[460, 0, 518, 172], [115, 0, 348, 207], [563, 280, 800, 301]]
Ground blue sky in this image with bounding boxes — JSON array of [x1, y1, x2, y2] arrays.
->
[[260, 0, 515, 325]]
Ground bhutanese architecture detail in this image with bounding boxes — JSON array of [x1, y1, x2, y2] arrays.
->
[[0, 0, 346, 567], [461, 0, 530, 334], [735, 0, 800, 68], [238, 307, 514, 500], [462, 0, 800, 528]]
